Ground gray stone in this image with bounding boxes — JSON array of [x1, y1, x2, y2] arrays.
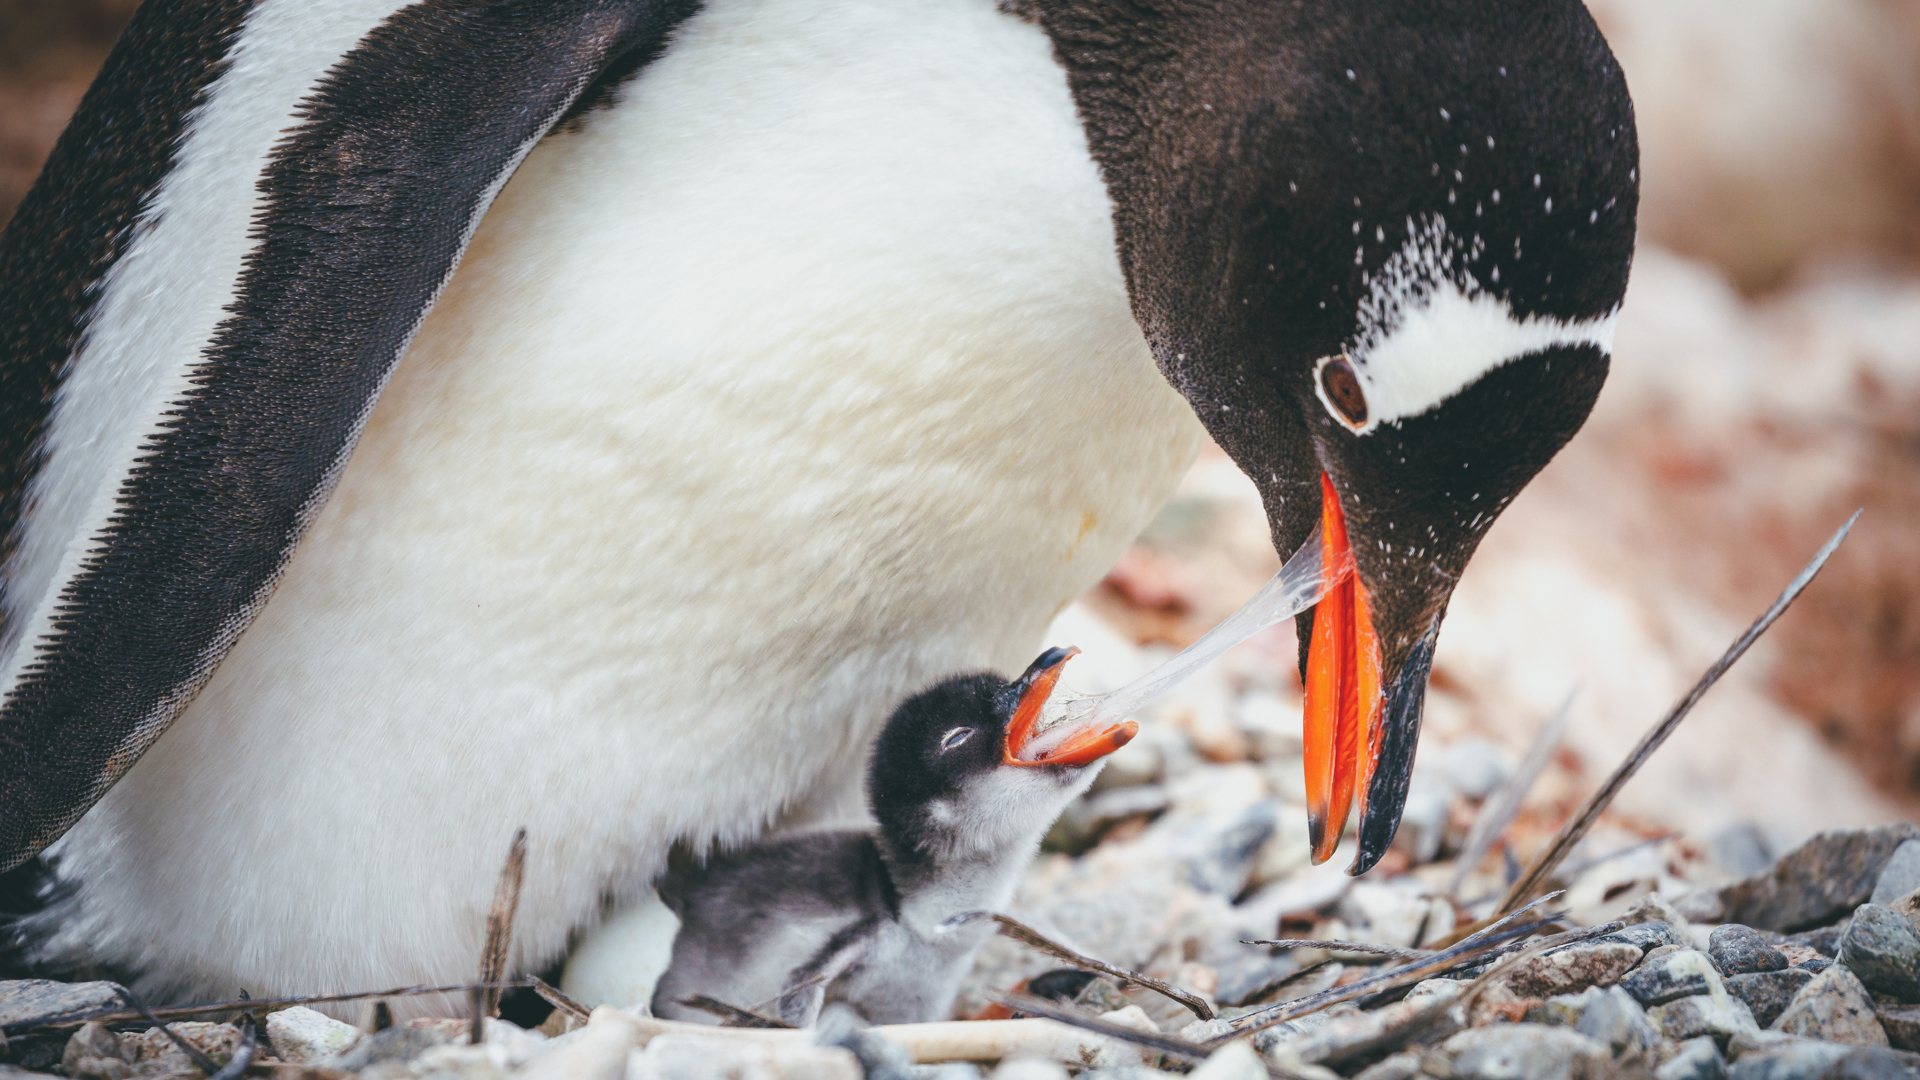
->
[[1576, 985, 1660, 1055], [1528, 988, 1600, 1028], [1441, 1026, 1610, 1080], [1712, 925, 1791, 976], [1784, 926, 1848, 959], [1177, 802, 1278, 897], [1650, 993, 1759, 1045], [1626, 949, 1723, 1006], [330, 1025, 454, 1072], [1494, 942, 1644, 1000], [1711, 825, 1778, 880], [1770, 965, 1888, 1047], [1657, 1037, 1729, 1080], [266, 1005, 364, 1065], [1725, 969, 1816, 1028], [1838, 904, 1920, 1003], [1720, 824, 1920, 933], [1628, 896, 1694, 930], [1604, 921, 1690, 954], [0, 981, 123, 1029], [1879, 1003, 1920, 1051], [1186, 1042, 1267, 1080], [1730, 1044, 1917, 1080], [1869, 841, 1920, 907], [1351, 1051, 1425, 1080], [60, 1023, 129, 1080]]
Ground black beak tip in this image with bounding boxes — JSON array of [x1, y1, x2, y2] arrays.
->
[[1019, 645, 1078, 684], [1345, 633, 1437, 877]]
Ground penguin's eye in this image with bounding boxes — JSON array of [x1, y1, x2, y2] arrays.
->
[[939, 728, 974, 752], [1318, 356, 1369, 427]]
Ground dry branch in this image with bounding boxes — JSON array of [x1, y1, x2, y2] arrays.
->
[[942, 910, 1214, 1021], [474, 827, 529, 1044], [1497, 511, 1858, 916]]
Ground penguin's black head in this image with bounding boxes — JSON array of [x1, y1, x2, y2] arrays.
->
[[1035, 0, 1637, 872], [867, 647, 1133, 868]]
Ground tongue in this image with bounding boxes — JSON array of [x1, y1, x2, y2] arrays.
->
[[1302, 472, 1381, 864]]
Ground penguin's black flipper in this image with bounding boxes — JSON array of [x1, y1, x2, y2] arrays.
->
[[0, 0, 698, 871]]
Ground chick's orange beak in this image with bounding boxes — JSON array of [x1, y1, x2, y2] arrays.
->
[[1004, 647, 1138, 768], [1303, 472, 1383, 865]]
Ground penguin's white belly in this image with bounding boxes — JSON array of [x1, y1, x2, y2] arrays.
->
[[36, 0, 1203, 1001]]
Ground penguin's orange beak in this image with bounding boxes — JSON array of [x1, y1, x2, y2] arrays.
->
[[1004, 647, 1138, 768], [1303, 472, 1383, 865]]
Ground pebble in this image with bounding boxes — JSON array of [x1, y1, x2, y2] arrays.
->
[[1625, 949, 1723, 1006], [1175, 801, 1278, 897], [0, 981, 123, 1031], [1869, 840, 1920, 907], [1351, 1051, 1424, 1080], [1783, 925, 1848, 958], [1627, 895, 1693, 930], [1837, 903, 1920, 1003], [266, 1005, 365, 1064], [1441, 1025, 1611, 1080], [987, 1058, 1069, 1080], [1877, 1003, 1920, 1051], [331, 1025, 455, 1072], [1575, 985, 1659, 1055], [1603, 921, 1689, 954], [1656, 1036, 1729, 1080], [60, 1023, 128, 1080], [1727, 1043, 1915, 1080], [1494, 942, 1643, 1000], [1724, 968, 1815, 1028], [1186, 1041, 1268, 1080], [1710, 925, 1789, 976], [1769, 965, 1888, 1046], [633, 1034, 864, 1080], [1719, 824, 1920, 933], [1649, 993, 1758, 1045]]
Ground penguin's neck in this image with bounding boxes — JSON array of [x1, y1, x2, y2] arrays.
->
[[878, 832, 1042, 940]]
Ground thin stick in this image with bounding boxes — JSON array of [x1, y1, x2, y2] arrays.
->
[[1447, 690, 1576, 899], [1315, 938, 1554, 1073], [677, 996, 796, 1029], [941, 911, 1214, 1021], [6, 982, 535, 1033], [474, 827, 529, 1045], [985, 993, 1210, 1063], [1240, 939, 1430, 961], [1225, 959, 1341, 1009], [527, 976, 590, 1024], [117, 988, 225, 1077], [1497, 511, 1859, 915]]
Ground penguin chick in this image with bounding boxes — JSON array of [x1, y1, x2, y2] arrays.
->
[[651, 646, 1133, 1027]]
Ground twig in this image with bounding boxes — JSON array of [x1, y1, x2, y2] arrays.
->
[[117, 987, 225, 1077], [527, 976, 590, 1024], [1219, 896, 1569, 1044], [1240, 939, 1431, 961], [5, 982, 535, 1033], [942, 911, 1214, 1021], [1446, 690, 1575, 899], [1316, 937, 1561, 1073], [475, 827, 529, 1044], [1497, 511, 1858, 916], [1225, 959, 1342, 1009], [986, 993, 1209, 1062], [677, 996, 796, 1029]]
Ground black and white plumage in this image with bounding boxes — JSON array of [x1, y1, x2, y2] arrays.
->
[[653, 648, 1127, 1026], [0, 0, 1636, 1005]]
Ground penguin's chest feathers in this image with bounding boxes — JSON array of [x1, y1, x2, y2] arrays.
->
[[48, 0, 1202, 1003]]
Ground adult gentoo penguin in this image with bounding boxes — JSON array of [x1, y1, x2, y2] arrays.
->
[[0, 0, 1635, 1003]]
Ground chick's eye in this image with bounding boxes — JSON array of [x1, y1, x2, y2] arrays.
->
[[1319, 356, 1369, 427], [939, 728, 974, 752]]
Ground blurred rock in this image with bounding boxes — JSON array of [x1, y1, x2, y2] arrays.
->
[[332, 1024, 453, 1071], [0, 981, 121, 1030], [1441, 1025, 1610, 1080], [1625, 949, 1722, 1006], [1047, 786, 1171, 854], [1187, 1040, 1265, 1080], [1709, 825, 1778, 882], [1711, 925, 1790, 976], [635, 1033, 863, 1080], [1351, 1051, 1424, 1080], [1574, 985, 1659, 1055], [1720, 825, 1920, 933], [1724, 969, 1815, 1029], [1176, 802, 1277, 897], [1770, 966, 1888, 1047], [1783, 925, 1849, 960], [267, 1005, 364, 1064], [1869, 841, 1920, 907], [1627, 895, 1692, 930], [1879, 1003, 1920, 1051], [1649, 993, 1758, 1046], [117, 1022, 247, 1074], [987, 1058, 1069, 1080], [1493, 942, 1642, 1001], [1656, 1036, 1729, 1080], [1837, 904, 1920, 1002], [1604, 921, 1689, 954], [60, 1024, 127, 1080]]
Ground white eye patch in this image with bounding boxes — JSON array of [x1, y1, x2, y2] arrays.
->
[[1322, 217, 1618, 435], [939, 727, 974, 752]]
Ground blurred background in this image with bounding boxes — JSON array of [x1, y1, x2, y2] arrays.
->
[[1, 0, 1916, 914]]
